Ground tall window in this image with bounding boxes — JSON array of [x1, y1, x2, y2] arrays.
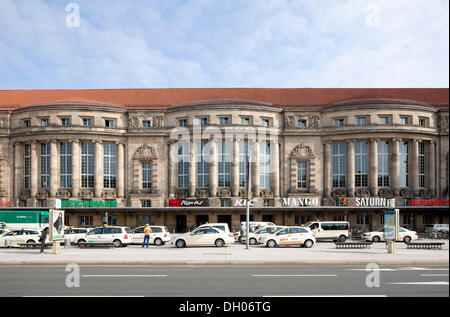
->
[[177, 143, 189, 189], [81, 142, 94, 188], [40, 142, 50, 188], [239, 141, 249, 188], [60, 142, 72, 188], [355, 141, 368, 187], [332, 142, 346, 188], [197, 141, 210, 188], [219, 117, 229, 125], [260, 142, 270, 189], [218, 141, 231, 187], [24, 144, 31, 189], [103, 143, 116, 188], [419, 142, 426, 188], [378, 141, 389, 187], [142, 162, 152, 189], [297, 162, 307, 188], [399, 141, 409, 187]]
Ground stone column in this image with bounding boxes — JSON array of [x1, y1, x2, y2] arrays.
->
[[71, 140, 80, 198], [117, 142, 125, 198], [369, 139, 378, 196], [168, 141, 176, 199], [94, 140, 103, 198], [323, 141, 332, 198], [390, 138, 400, 196], [270, 140, 280, 198], [14, 142, 23, 199], [189, 141, 196, 198], [50, 140, 59, 198], [411, 139, 420, 196], [252, 140, 260, 197], [209, 139, 218, 197], [428, 140, 436, 197], [347, 139, 355, 197], [231, 137, 240, 197], [30, 141, 38, 201]]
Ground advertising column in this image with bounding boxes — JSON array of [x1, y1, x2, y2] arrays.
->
[[384, 208, 399, 254], [49, 209, 64, 254]]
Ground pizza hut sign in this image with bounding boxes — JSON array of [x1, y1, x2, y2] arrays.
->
[[169, 199, 206, 207]]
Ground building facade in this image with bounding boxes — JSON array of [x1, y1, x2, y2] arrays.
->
[[0, 88, 448, 232]]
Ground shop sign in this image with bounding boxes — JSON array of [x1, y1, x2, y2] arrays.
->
[[282, 197, 320, 206], [412, 199, 449, 206], [169, 199, 205, 207], [0, 200, 14, 207], [339, 197, 394, 207], [61, 200, 117, 208], [235, 199, 255, 207]]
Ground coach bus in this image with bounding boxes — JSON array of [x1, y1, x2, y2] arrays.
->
[[0, 209, 49, 231]]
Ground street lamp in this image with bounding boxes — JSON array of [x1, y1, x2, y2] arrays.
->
[[246, 145, 252, 250]]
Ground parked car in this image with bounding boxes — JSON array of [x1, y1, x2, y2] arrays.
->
[[240, 226, 285, 245], [196, 223, 231, 234], [363, 227, 418, 243], [259, 226, 316, 248], [64, 227, 91, 244], [234, 221, 276, 241], [0, 228, 10, 236], [432, 224, 449, 232], [130, 226, 171, 245], [78, 226, 132, 247], [306, 221, 350, 242], [0, 229, 45, 247], [171, 226, 235, 248]]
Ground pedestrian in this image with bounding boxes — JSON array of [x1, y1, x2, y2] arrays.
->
[[240, 223, 245, 240], [39, 227, 49, 254], [142, 224, 152, 248]]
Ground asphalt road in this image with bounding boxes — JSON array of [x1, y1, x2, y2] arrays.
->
[[0, 265, 448, 297]]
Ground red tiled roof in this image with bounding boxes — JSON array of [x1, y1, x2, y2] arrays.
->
[[0, 88, 448, 110]]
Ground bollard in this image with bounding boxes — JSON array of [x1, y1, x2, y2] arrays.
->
[[5, 239, 11, 248], [64, 239, 71, 248]]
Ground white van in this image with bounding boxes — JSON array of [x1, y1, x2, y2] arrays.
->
[[306, 221, 350, 242]]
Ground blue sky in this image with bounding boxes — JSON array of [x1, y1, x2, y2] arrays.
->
[[0, 0, 448, 89]]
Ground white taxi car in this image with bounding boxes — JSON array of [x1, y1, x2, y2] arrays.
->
[[78, 226, 132, 247], [64, 227, 91, 244], [171, 226, 235, 248], [240, 226, 285, 245], [130, 226, 171, 245], [363, 227, 418, 243], [259, 226, 316, 248], [0, 229, 45, 247]]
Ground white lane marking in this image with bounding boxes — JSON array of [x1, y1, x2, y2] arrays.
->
[[387, 281, 449, 285], [419, 274, 449, 277], [264, 295, 387, 297], [252, 275, 338, 277], [398, 267, 449, 271], [82, 275, 167, 277], [346, 269, 396, 271], [24, 296, 145, 297]]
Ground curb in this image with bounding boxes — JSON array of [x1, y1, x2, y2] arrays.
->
[[1, 260, 448, 266]]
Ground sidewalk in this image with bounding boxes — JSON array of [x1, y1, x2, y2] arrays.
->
[[1, 240, 448, 266]]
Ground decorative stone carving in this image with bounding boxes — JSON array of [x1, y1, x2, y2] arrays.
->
[[355, 189, 371, 198], [102, 190, 117, 200], [152, 116, 163, 128], [400, 188, 414, 198], [196, 189, 209, 199], [332, 188, 347, 197], [308, 115, 320, 128], [291, 144, 313, 158], [133, 144, 158, 160], [176, 189, 188, 199], [19, 190, 30, 199], [378, 188, 394, 199], [0, 117, 9, 129], [36, 189, 50, 199], [419, 189, 432, 198], [78, 189, 94, 200], [260, 189, 274, 198], [56, 189, 71, 199], [440, 114, 449, 130], [238, 188, 252, 198], [217, 188, 231, 198], [128, 115, 140, 128], [284, 115, 296, 128], [0, 190, 8, 197]]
